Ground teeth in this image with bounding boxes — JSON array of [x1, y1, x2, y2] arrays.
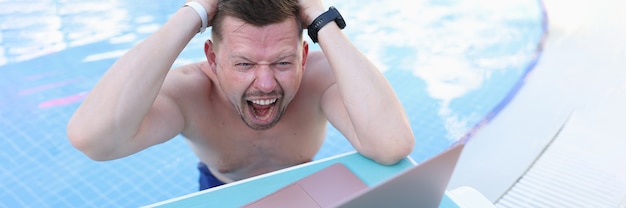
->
[[251, 99, 277, 106]]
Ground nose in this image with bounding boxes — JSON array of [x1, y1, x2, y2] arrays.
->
[[253, 66, 277, 93]]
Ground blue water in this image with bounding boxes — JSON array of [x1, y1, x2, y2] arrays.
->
[[0, 0, 546, 207]]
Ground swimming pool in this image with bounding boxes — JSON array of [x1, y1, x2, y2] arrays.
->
[[0, 0, 546, 207]]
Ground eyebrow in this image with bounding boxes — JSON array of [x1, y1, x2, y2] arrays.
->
[[229, 53, 298, 63]]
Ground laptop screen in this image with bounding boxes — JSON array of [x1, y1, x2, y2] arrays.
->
[[242, 163, 368, 208], [243, 143, 465, 208]]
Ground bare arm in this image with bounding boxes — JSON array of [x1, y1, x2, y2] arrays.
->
[[301, 1, 415, 165], [67, 2, 216, 161]]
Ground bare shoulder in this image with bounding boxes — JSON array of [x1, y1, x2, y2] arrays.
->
[[305, 51, 331, 74], [161, 62, 212, 99], [303, 51, 335, 90], [159, 62, 214, 132]]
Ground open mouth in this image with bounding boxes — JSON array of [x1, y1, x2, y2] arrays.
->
[[246, 98, 278, 123]]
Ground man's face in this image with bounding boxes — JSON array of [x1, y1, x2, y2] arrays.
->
[[210, 16, 308, 130]]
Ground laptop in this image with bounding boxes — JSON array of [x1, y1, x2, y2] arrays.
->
[[243, 143, 465, 208]]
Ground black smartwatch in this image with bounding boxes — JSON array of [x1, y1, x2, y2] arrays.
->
[[307, 6, 346, 43]]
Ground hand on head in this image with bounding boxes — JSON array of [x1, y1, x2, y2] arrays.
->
[[296, 0, 326, 26], [186, 0, 219, 26], [186, 0, 329, 28]]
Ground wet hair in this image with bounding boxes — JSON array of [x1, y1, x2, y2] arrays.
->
[[211, 0, 303, 45]]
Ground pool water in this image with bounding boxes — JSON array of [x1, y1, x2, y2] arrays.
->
[[0, 0, 546, 207]]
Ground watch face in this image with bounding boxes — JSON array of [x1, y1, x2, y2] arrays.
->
[[336, 15, 346, 29], [330, 7, 346, 29]]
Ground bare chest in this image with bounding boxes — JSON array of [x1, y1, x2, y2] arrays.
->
[[182, 99, 328, 180]]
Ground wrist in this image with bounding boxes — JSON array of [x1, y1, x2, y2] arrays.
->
[[175, 6, 205, 36], [184, 1, 209, 33], [304, 9, 326, 26], [306, 7, 346, 43]]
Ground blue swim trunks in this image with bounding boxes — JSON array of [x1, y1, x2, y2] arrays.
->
[[198, 162, 226, 191]]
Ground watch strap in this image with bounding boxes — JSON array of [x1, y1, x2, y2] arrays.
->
[[184, 2, 208, 34], [307, 6, 346, 43]]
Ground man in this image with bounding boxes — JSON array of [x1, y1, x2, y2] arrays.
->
[[67, 0, 414, 191]]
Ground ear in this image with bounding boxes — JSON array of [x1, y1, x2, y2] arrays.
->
[[301, 40, 309, 72], [204, 39, 217, 73]]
